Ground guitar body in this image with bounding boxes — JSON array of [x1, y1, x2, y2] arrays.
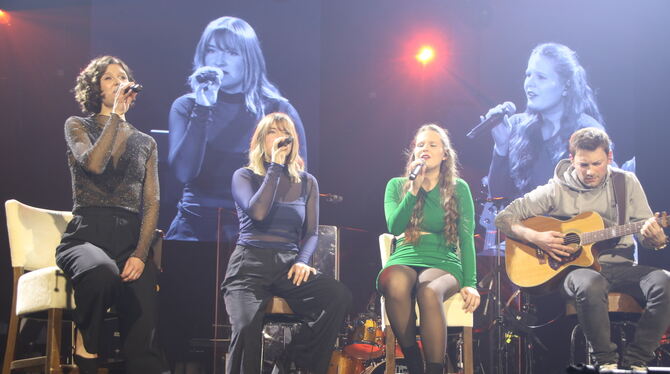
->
[[505, 212, 604, 294]]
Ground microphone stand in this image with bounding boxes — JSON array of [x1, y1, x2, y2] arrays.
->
[[493, 226, 506, 374], [489, 221, 547, 374], [488, 200, 518, 374]]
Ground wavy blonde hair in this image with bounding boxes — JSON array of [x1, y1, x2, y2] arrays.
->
[[401, 124, 460, 246], [247, 112, 303, 182]]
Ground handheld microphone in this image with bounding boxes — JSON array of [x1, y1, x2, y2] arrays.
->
[[123, 83, 143, 94], [408, 162, 425, 181], [466, 101, 516, 139], [277, 136, 293, 148], [195, 70, 220, 84]]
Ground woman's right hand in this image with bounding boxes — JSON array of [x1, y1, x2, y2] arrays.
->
[[112, 81, 138, 116], [482, 104, 512, 156], [408, 159, 425, 196], [270, 136, 291, 165], [189, 66, 223, 107]]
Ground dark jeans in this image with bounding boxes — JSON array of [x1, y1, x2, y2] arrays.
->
[[562, 262, 670, 365], [222, 245, 352, 374]]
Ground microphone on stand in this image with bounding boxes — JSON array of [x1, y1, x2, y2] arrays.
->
[[466, 101, 516, 139], [408, 162, 425, 181], [320, 193, 343, 203]]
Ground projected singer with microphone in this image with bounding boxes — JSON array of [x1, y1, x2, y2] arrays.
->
[[166, 16, 307, 242], [483, 43, 605, 200]]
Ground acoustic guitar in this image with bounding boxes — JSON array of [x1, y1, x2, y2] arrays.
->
[[505, 211, 668, 294]]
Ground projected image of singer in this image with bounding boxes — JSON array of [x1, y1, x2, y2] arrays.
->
[[55, 56, 167, 373], [222, 112, 351, 374], [484, 43, 605, 200], [378, 125, 479, 374], [166, 16, 307, 242]]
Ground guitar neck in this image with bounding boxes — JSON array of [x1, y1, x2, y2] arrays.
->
[[581, 220, 647, 245]]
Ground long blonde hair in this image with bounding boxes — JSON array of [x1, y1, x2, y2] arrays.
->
[[401, 124, 459, 245], [247, 112, 304, 182]]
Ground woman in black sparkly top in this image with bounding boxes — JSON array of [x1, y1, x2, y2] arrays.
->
[[55, 56, 167, 374]]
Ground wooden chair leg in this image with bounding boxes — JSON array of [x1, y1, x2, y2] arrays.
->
[[2, 312, 19, 374], [46, 308, 63, 374], [3, 268, 22, 374], [463, 327, 472, 374], [385, 327, 395, 374]]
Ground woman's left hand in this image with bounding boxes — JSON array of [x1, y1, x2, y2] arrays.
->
[[460, 286, 481, 313], [121, 257, 146, 282], [287, 262, 317, 286]]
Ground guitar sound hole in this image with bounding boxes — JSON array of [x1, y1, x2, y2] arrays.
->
[[547, 233, 582, 270], [563, 232, 581, 247]]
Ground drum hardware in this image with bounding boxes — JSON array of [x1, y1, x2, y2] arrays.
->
[[361, 359, 408, 374], [344, 314, 385, 360], [480, 197, 547, 374]]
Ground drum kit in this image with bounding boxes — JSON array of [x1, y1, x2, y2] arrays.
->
[[328, 313, 414, 374]]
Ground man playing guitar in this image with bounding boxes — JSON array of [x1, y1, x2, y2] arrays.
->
[[495, 127, 669, 371]]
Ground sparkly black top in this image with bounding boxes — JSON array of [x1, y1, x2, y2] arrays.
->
[[64, 113, 159, 261]]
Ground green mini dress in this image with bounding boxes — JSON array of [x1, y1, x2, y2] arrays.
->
[[378, 177, 477, 289]]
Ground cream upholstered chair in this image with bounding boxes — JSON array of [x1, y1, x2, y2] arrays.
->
[[2, 199, 164, 374], [379, 233, 473, 374], [2, 199, 76, 374]]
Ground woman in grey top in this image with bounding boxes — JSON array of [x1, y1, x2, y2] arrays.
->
[[55, 56, 166, 374]]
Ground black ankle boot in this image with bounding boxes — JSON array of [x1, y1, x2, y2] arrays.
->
[[400, 344, 424, 374], [425, 362, 444, 374], [74, 354, 98, 374]]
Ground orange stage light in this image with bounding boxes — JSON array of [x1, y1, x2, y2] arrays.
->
[[415, 45, 436, 65], [0, 9, 10, 25]]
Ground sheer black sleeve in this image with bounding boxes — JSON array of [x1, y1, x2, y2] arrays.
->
[[132, 139, 160, 262], [232, 164, 283, 222], [64, 114, 122, 174], [297, 174, 319, 264]]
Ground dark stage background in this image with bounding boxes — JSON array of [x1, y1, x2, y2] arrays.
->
[[1, 1, 670, 373]]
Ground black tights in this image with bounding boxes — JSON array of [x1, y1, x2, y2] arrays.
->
[[378, 265, 459, 365]]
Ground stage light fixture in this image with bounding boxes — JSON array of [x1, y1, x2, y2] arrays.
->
[[416, 45, 436, 65], [0, 9, 10, 25]]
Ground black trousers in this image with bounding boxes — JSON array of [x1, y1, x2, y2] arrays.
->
[[222, 245, 352, 374], [56, 207, 167, 374]]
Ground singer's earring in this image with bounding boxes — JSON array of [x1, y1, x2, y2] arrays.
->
[[562, 90, 568, 97]]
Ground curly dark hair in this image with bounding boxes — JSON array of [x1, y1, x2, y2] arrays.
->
[[73, 56, 134, 114]]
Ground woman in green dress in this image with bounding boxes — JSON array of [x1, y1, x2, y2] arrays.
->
[[378, 124, 480, 374]]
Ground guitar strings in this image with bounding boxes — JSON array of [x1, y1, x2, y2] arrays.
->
[[563, 234, 581, 245]]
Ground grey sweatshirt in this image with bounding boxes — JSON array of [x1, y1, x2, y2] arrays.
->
[[495, 158, 654, 264]]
